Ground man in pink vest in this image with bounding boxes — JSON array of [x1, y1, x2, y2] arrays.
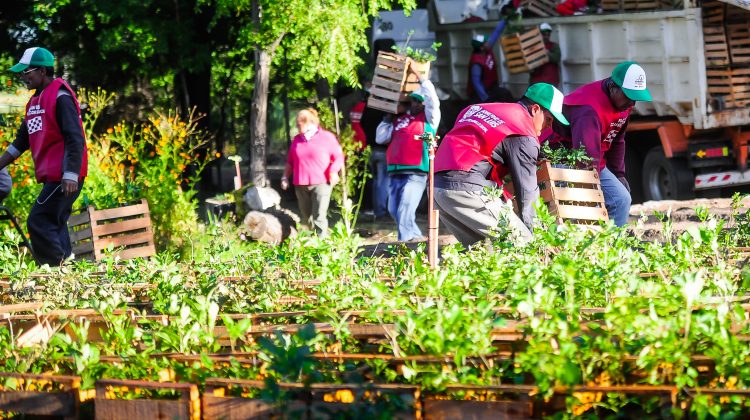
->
[[0, 47, 88, 266], [434, 83, 569, 246], [376, 64, 440, 242], [468, 19, 514, 104], [549, 61, 652, 227]]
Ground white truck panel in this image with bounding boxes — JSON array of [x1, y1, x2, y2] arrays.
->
[[430, 7, 750, 130]]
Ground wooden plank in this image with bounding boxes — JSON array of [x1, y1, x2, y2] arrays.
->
[[91, 217, 151, 237], [93, 231, 154, 252], [0, 303, 43, 315], [538, 164, 600, 184], [372, 77, 403, 92], [95, 399, 192, 420], [72, 241, 94, 255], [67, 211, 90, 227], [367, 96, 399, 113], [553, 204, 609, 221], [114, 245, 157, 261], [202, 394, 287, 419], [0, 391, 78, 416], [423, 399, 533, 420], [69, 226, 92, 242], [540, 187, 605, 204], [91, 201, 149, 221], [369, 86, 404, 102]]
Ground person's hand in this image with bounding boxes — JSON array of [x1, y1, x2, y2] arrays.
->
[[61, 179, 78, 198], [280, 177, 289, 191], [617, 176, 631, 193], [329, 172, 340, 185]]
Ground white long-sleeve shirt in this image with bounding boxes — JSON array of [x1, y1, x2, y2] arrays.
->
[[375, 78, 441, 145]]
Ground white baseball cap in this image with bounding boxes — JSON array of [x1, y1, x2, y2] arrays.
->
[[540, 23, 552, 32], [611, 61, 653, 102]]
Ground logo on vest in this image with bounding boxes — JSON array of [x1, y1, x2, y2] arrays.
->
[[27, 116, 43, 135], [394, 115, 415, 132], [27, 104, 46, 116], [458, 106, 504, 133], [604, 117, 628, 143]]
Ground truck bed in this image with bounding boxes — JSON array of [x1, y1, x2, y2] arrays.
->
[[429, 3, 750, 129]]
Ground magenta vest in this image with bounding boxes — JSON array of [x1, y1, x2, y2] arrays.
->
[[386, 112, 427, 166], [435, 103, 538, 185], [24, 78, 88, 183], [563, 80, 631, 171]]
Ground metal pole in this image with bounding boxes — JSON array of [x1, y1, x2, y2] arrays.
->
[[419, 132, 439, 269]]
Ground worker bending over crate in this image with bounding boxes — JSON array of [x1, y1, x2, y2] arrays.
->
[[433, 83, 569, 247]]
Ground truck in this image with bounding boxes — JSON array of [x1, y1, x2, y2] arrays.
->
[[428, 0, 750, 202]]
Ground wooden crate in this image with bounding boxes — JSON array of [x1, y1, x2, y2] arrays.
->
[[728, 22, 750, 64], [0, 372, 82, 419], [702, 0, 726, 24], [68, 199, 156, 261], [367, 51, 430, 114], [203, 378, 419, 420], [537, 161, 609, 226], [703, 26, 730, 67], [601, 0, 622, 12], [501, 28, 549, 74], [706, 68, 750, 108], [518, 0, 558, 17], [603, 0, 673, 12], [95, 379, 199, 420]]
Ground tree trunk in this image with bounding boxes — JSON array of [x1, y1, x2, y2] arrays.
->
[[249, 48, 273, 187]]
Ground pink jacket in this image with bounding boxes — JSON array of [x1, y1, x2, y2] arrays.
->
[[287, 128, 345, 186]]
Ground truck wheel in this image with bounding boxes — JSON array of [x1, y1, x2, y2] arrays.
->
[[642, 147, 694, 201]]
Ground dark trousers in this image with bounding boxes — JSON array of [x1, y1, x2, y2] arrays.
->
[[27, 180, 83, 266]]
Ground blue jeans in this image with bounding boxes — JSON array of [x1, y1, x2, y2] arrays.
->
[[600, 168, 631, 227], [388, 173, 427, 241], [28, 180, 84, 266], [370, 149, 389, 217]]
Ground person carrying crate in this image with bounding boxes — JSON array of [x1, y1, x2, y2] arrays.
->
[[547, 61, 652, 227], [0, 47, 88, 266], [433, 83, 569, 247]]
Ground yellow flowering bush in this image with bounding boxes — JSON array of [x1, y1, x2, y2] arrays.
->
[[0, 112, 40, 222]]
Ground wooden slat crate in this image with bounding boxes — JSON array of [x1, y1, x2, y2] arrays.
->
[[68, 199, 156, 261], [423, 385, 535, 420], [518, 0, 558, 17], [501, 28, 549, 74], [601, 0, 622, 12], [622, 0, 662, 11], [707, 68, 750, 109], [728, 22, 750, 64], [95, 379, 199, 420], [203, 378, 419, 420], [537, 161, 609, 226], [367, 51, 430, 114], [0, 372, 82, 419], [702, 0, 726, 24], [703, 25, 730, 67]]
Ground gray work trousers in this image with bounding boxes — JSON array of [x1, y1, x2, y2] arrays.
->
[[295, 184, 332, 237], [434, 187, 532, 247]]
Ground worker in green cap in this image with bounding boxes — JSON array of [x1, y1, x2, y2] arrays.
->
[[375, 62, 441, 242], [549, 61, 653, 227], [0, 47, 88, 265], [468, 19, 513, 104]]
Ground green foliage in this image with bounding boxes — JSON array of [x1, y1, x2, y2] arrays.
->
[[392, 33, 442, 62], [540, 143, 594, 168]]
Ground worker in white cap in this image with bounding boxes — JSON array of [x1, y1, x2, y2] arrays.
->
[[530, 23, 561, 87], [467, 19, 513, 104]]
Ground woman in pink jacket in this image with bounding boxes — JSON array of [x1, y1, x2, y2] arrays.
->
[[281, 108, 344, 237]]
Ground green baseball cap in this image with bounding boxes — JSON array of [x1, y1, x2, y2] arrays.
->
[[10, 47, 55, 73], [610, 61, 652, 102], [523, 83, 569, 126], [408, 91, 425, 102]]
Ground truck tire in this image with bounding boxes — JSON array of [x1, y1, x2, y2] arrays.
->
[[642, 147, 694, 201], [625, 146, 645, 204]]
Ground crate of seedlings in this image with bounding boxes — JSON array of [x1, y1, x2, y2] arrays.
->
[[500, 27, 549, 74], [203, 378, 419, 419], [68, 199, 156, 261], [0, 372, 84, 419], [95, 379, 200, 420], [368, 51, 431, 114], [536, 159, 609, 226]]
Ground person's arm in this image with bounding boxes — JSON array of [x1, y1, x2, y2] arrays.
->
[[56, 91, 86, 197], [471, 64, 490, 102], [485, 19, 507, 49], [327, 135, 345, 184], [496, 135, 541, 229], [418, 78, 441, 130], [548, 42, 561, 64], [375, 119, 394, 145], [569, 107, 604, 170], [605, 123, 630, 191]]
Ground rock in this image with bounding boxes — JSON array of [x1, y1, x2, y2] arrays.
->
[[244, 186, 281, 211], [243, 208, 299, 245]]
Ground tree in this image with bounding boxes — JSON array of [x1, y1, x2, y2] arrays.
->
[[214, 0, 416, 186]]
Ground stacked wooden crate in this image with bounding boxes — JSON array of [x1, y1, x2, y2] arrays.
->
[[602, 0, 674, 12], [500, 28, 549, 74], [518, 0, 558, 17], [367, 52, 429, 114], [703, 1, 750, 109]]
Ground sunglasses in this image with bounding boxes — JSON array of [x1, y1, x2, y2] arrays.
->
[[21, 67, 40, 76]]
